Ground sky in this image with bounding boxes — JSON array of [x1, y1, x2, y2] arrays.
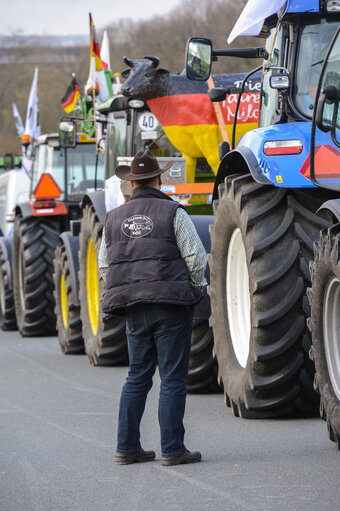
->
[[3, 0, 181, 36]]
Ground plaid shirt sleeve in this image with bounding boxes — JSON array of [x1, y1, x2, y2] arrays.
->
[[98, 226, 108, 282], [98, 209, 208, 289], [173, 207, 208, 290]]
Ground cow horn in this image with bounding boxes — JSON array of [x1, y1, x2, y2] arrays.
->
[[143, 55, 160, 68], [123, 56, 134, 68]]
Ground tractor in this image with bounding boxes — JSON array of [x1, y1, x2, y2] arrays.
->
[[54, 94, 221, 392], [186, 0, 340, 417], [307, 24, 340, 448], [0, 129, 103, 336]]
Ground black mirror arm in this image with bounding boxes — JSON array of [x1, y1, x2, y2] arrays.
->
[[232, 65, 262, 150], [331, 102, 340, 148], [213, 47, 268, 60]]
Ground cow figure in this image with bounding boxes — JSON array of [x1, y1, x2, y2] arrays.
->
[[121, 56, 261, 182]]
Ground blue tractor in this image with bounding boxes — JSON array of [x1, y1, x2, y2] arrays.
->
[[186, 0, 340, 418], [307, 25, 340, 448]]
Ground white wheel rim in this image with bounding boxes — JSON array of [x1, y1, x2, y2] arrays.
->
[[323, 276, 340, 400], [0, 269, 5, 318], [226, 228, 251, 368]]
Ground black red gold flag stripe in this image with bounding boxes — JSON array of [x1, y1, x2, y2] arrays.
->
[[61, 76, 80, 113]]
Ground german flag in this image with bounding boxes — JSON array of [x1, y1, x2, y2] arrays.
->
[[61, 76, 80, 113]]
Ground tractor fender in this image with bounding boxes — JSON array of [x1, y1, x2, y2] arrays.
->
[[189, 215, 214, 320], [15, 202, 33, 219], [81, 191, 106, 225], [317, 199, 340, 223], [0, 237, 13, 290], [60, 232, 80, 308], [212, 147, 271, 201]]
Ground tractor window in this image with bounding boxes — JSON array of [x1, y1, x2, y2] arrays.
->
[[259, 28, 282, 127], [31, 145, 41, 192], [31, 145, 65, 200], [105, 114, 127, 178], [67, 144, 104, 200], [295, 19, 339, 118], [135, 111, 181, 158], [49, 147, 65, 200]]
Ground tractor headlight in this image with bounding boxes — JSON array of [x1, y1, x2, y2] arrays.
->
[[128, 99, 145, 109]]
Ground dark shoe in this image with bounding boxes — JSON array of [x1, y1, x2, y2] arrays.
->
[[161, 450, 202, 466], [114, 448, 156, 465]]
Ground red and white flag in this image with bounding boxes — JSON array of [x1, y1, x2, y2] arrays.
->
[[85, 14, 110, 103]]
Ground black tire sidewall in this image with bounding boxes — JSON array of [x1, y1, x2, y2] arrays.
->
[[310, 230, 340, 439], [210, 188, 251, 397]]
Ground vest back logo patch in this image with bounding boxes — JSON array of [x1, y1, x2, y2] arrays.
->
[[121, 215, 154, 238]]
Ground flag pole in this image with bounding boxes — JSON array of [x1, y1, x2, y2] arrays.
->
[[92, 88, 98, 154], [207, 76, 230, 145]]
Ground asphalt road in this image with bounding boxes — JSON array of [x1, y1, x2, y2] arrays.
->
[[0, 330, 339, 511]]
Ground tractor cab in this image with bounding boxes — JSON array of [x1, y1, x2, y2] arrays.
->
[[29, 131, 104, 222], [310, 24, 340, 191], [101, 95, 213, 213], [185, 0, 340, 191]]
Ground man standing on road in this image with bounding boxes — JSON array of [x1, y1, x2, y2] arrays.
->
[[98, 150, 207, 466]]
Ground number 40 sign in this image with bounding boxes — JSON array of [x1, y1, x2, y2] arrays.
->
[[138, 113, 159, 132]]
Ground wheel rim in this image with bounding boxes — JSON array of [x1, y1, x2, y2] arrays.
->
[[0, 268, 5, 320], [18, 242, 26, 312], [60, 274, 68, 329], [226, 228, 251, 368], [86, 237, 99, 336], [323, 276, 340, 400]]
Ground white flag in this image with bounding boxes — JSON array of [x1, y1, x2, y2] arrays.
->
[[24, 67, 40, 141], [12, 103, 24, 137], [227, 0, 286, 44], [101, 31, 111, 71]]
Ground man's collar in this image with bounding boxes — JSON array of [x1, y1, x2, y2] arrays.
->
[[130, 186, 174, 202]]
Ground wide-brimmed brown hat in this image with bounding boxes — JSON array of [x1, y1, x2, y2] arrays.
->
[[115, 150, 174, 181]]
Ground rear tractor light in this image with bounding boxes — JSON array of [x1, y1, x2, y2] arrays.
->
[[263, 140, 303, 156], [33, 200, 56, 209]]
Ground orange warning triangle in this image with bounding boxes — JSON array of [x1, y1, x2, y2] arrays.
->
[[33, 173, 62, 199], [300, 144, 340, 180]]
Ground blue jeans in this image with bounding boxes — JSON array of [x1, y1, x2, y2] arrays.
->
[[116, 302, 194, 457]]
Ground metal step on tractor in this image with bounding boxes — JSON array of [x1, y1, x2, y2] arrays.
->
[[306, 25, 340, 449], [185, 0, 340, 417], [53, 93, 223, 392], [0, 128, 104, 336]]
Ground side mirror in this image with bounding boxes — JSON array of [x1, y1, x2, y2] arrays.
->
[[269, 67, 290, 90], [59, 120, 76, 148], [209, 88, 229, 103], [185, 37, 212, 81]]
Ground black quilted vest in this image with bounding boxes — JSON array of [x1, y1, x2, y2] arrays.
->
[[102, 187, 203, 314]]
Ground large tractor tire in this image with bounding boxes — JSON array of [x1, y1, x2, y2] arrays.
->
[[208, 174, 329, 418], [187, 215, 219, 393], [78, 203, 128, 366], [53, 244, 84, 354], [308, 225, 340, 449], [12, 217, 61, 336], [187, 292, 219, 393], [0, 238, 17, 331]]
